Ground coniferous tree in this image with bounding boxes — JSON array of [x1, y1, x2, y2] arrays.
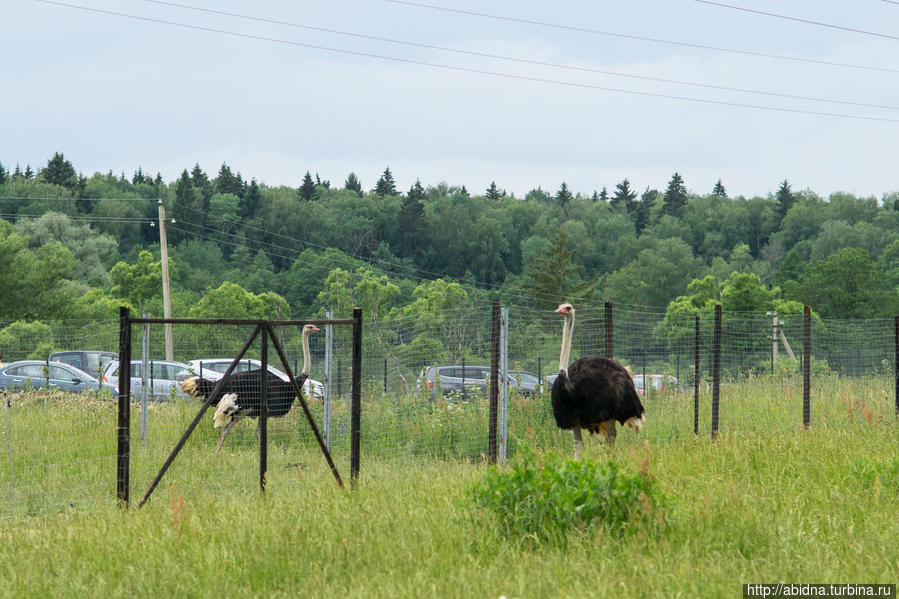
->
[[24, 165, 34, 180], [375, 167, 397, 197], [42, 152, 78, 190], [634, 187, 658, 235], [315, 173, 330, 189], [300, 171, 316, 201], [0, 162, 7, 185], [240, 178, 260, 219], [713, 179, 727, 197], [486, 181, 504, 200], [775, 179, 794, 221], [344, 172, 363, 197], [132, 167, 146, 185], [662, 172, 688, 217], [555, 182, 573, 208], [611, 178, 638, 216], [216, 163, 245, 197], [397, 179, 427, 261], [522, 229, 599, 310]]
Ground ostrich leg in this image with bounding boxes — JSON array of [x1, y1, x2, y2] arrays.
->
[[572, 425, 583, 458], [214, 419, 239, 454]]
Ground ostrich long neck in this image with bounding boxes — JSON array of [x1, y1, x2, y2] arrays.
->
[[300, 329, 313, 375], [558, 311, 574, 374]]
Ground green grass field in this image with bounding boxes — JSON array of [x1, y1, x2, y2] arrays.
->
[[0, 379, 897, 597]]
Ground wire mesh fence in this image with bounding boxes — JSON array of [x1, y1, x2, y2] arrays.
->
[[0, 303, 897, 518]]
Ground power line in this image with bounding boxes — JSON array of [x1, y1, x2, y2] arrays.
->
[[33, 0, 899, 124], [695, 0, 899, 41], [143, 0, 899, 112], [386, 0, 899, 75]]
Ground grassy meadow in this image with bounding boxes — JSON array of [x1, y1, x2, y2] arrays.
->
[[0, 378, 897, 597]]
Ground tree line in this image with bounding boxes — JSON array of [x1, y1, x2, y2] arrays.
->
[[1, 152, 898, 357]]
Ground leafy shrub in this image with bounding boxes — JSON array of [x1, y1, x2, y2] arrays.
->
[[470, 446, 665, 546]]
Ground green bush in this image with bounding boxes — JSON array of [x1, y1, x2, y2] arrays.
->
[[470, 446, 665, 546]]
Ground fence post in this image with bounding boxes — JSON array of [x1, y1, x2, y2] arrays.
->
[[117, 306, 131, 506], [499, 307, 509, 463], [711, 305, 721, 439], [140, 314, 150, 441], [350, 307, 362, 483], [324, 310, 333, 450], [259, 324, 269, 492], [604, 301, 614, 359], [803, 305, 811, 428], [488, 302, 500, 464], [694, 314, 700, 436]]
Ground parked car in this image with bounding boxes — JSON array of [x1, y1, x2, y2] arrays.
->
[[416, 365, 540, 398], [49, 350, 117, 379], [184, 358, 324, 400], [632, 374, 679, 396], [0, 360, 102, 393], [102, 359, 193, 401]]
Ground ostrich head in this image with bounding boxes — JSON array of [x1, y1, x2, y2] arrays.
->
[[554, 302, 574, 316], [302, 324, 321, 335]]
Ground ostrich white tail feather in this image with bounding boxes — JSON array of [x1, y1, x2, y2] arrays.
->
[[213, 393, 239, 428], [624, 415, 644, 433]]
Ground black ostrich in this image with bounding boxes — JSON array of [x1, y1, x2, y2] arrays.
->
[[181, 324, 320, 453], [551, 303, 644, 456]]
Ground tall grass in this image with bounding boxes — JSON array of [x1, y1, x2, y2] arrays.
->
[[0, 422, 897, 597]]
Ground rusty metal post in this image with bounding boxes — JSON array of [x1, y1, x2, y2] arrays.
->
[[711, 305, 721, 439], [803, 305, 811, 428], [489, 302, 500, 464], [117, 306, 131, 506]]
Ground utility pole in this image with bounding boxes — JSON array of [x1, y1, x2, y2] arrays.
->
[[157, 200, 174, 360]]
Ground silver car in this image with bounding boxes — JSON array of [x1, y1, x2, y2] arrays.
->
[[0, 360, 102, 394], [102, 359, 193, 400]]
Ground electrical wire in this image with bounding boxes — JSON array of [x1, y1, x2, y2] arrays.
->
[[695, 0, 899, 41], [386, 0, 899, 75], [34, 0, 899, 124], [144, 0, 899, 112]]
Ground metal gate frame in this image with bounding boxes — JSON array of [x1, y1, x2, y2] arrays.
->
[[115, 307, 363, 507]]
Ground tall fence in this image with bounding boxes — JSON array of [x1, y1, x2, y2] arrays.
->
[[0, 303, 897, 519]]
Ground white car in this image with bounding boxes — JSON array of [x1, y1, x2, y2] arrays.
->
[[184, 358, 324, 400]]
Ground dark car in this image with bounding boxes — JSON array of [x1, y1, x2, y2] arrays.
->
[[49, 350, 117, 379], [0, 360, 102, 393], [416, 365, 540, 398]]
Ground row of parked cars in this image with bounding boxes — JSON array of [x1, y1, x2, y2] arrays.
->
[[0, 351, 324, 400], [416, 364, 678, 398]]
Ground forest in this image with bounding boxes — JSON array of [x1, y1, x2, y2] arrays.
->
[[1, 152, 898, 344]]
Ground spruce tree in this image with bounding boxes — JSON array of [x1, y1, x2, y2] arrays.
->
[[486, 181, 503, 200], [397, 179, 426, 261], [42, 152, 77, 190], [775, 179, 794, 221], [611, 179, 637, 216], [300, 171, 316, 201], [713, 179, 727, 197], [344, 172, 363, 197], [662, 172, 688, 217], [523, 229, 599, 310], [375, 166, 397, 197], [0, 162, 6, 185], [634, 187, 658, 235], [555, 181, 573, 208]]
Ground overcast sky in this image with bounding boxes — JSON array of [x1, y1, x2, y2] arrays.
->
[[5, 0, 899, 200]]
